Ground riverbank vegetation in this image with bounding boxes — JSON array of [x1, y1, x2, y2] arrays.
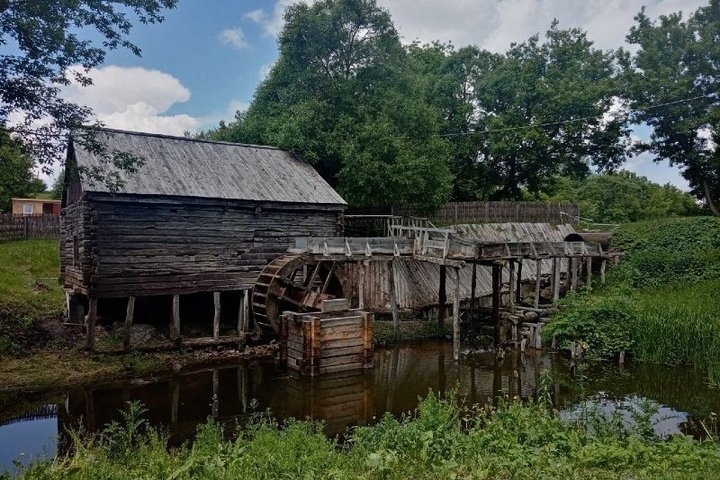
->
[[547, 217, 720, 384], [15, 391, 720, 479]]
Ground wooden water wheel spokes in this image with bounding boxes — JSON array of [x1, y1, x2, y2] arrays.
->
[[252, 254, 345, 335]]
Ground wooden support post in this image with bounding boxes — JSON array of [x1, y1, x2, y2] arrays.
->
[[553, 258, 561, 302], [171, 294, 181, 343], [570, 258, 578, 292], [85, 297, 97, 350], [492, 263, 501, 347], [237, 290, 245, 335], [358, 261, 366, 309], [600, 258, 607, 285], [516, 261, 523, 304], [453, 267, 461, 361], [211, 369, 219, 418], [534, 259, 542, 308], [585, 257, 592, 291], [438, 264, 447, 329], [123, 296, 135, 350], [470, 262, 477, 314], [508, 261, 515, 313], [213, 292, 221, 340], [387, 260, 399, 336]]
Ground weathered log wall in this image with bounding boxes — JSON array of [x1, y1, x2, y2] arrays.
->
[[60, 194, 343, 298]]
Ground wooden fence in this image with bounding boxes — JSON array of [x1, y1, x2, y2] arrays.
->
[[393, 201, 580, 225], [0, 214, 60, 241]]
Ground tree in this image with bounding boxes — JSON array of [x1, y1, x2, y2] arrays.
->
[[544, 171, 701, 223], [0, 0, 177, 184], [467, 23, 629, 200], [210, 0, 452, 211], [0, 127, 46, 212], [50, 171, 65, 200], [626, 0, 720, 214]]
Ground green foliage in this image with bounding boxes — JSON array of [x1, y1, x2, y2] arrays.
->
[[545, 171, 701, 223], [546, 294, 635, 359], [17, 394, 720, 479], [626, 0, 720, 214], [209, 0, 452, 211], [0, 0, 177, 179], [547, 217, 720, 384], [0, 129, 46, 212]]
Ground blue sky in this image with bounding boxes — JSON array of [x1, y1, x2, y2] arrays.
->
[[57, 0, 706, 190]]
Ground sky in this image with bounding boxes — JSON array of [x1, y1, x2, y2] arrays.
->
[[52, 0, 709, 189]]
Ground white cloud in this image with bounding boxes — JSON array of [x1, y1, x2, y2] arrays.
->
[[244, 0, 317, 36], [218, 26, 250, 50], [377, 0, 706, 52], [62, 65, 201, 136], [252, 0, 704, 52], [259, 62, 274, 81]]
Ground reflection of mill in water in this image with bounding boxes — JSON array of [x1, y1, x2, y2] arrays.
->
[[60, 344, 559, 445]]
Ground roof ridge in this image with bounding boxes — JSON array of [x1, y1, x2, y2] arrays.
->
[[78, 126, 285, 151]]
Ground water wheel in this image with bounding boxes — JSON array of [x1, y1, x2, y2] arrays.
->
[[252, 254, 346, 335]]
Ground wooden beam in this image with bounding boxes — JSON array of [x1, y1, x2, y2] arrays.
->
[[171, 294, 181, 343], [534, 259, 542, 308], [453, 267, 461, 361], [600, 258, 607, 285], [211, 369, 219, 418], [553, 258, 561, 302], [213, 292, 221, 340], [515, 261, 523, 304], [238, 289, 249, 335], [387, 260, 399, 336], [123, 296, 135, 350], [508, 261, 515, 313], [470, 262, 477, 314], [358, 261, 366, 309], [585, 257, 592, 291], [438, 264, 447, 330], [570, 258, 578, 292], [85, 297, 97, 350], [492, 263, 501, 347]]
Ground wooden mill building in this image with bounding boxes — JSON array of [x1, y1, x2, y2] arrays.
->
[[60, 128, 346, 346]]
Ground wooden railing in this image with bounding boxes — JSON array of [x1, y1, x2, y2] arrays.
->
[[0, 214, 60, 241], [394, 201, 580, 225]]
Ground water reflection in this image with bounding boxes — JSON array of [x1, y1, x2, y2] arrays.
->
[[1, 341, 719, 474]]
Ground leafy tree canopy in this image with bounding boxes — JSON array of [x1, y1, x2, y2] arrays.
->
[[543, 171, 701, 223], [0, 127, 46, 212], [0, 0, 177, 184], [626, 0, 720, 214], [210, 0, 452, 212]]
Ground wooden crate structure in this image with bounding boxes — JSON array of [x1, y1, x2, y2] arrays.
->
[[281, 302, 374, 377]]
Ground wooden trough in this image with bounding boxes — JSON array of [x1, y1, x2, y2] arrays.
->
[[280, 299, 374, 377]]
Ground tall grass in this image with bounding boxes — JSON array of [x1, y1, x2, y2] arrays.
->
[[630, 281, 720, 384], [14, 394, 720, 479], [547, 217, 720, 385]]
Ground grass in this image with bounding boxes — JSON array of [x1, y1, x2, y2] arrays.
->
[[547, 216, 720, 385], [13, 391, 720, 479], [0, 240, 63, 315], [0, 240, 64, 356]]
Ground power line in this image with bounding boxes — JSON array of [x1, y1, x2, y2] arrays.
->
[[440, 93, 714, 137]]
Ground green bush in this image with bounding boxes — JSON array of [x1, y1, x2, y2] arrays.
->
[[546, 294, 635, 359]]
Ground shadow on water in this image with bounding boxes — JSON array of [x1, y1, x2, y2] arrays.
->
[[2, 341, 719, 473]]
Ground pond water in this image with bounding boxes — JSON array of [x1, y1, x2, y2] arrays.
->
[[1, 341, 719, 474]]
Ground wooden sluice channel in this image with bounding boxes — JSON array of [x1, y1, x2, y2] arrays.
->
[[289, 225, 620, 362]]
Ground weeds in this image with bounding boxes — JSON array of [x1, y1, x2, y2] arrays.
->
[[13, 394, 720, 479]]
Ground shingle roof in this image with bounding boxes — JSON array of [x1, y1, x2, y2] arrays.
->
[[72, 128, 346, 205]]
